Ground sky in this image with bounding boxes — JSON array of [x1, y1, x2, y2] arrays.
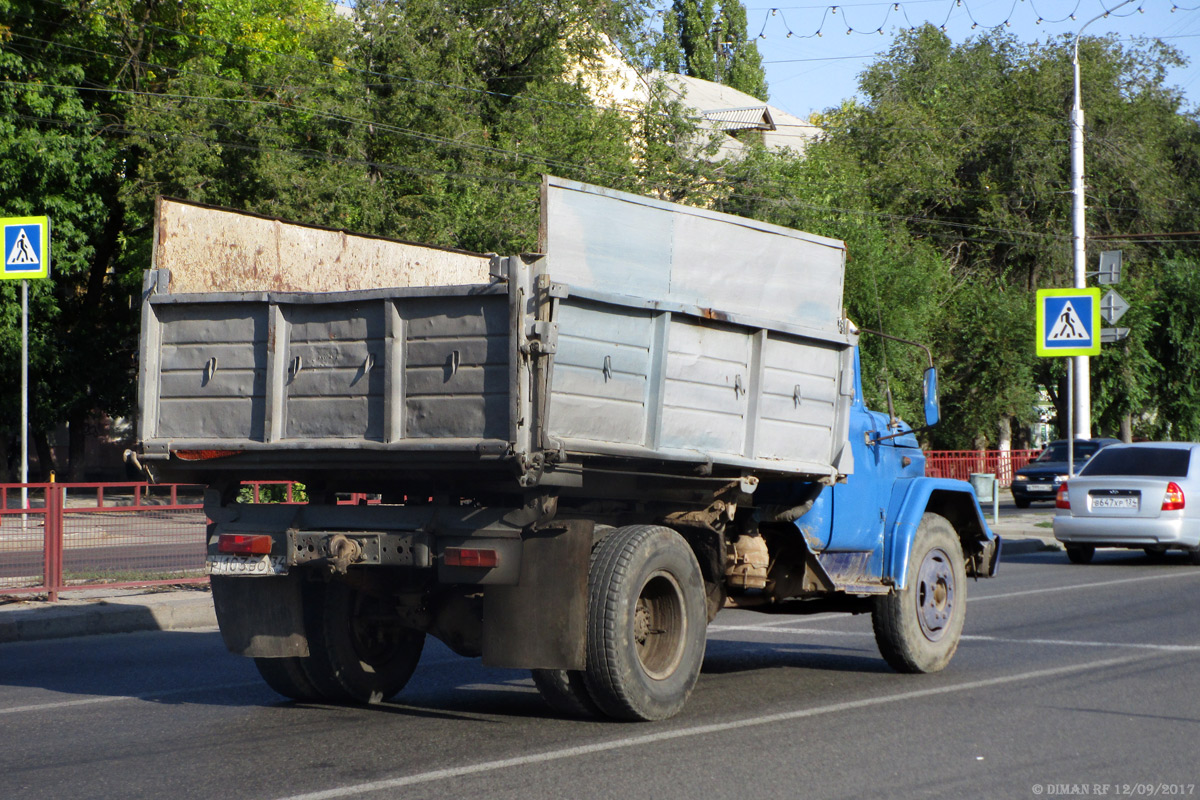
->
[[747, 0, 1200, 118]]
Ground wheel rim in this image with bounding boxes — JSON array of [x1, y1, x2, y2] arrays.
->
[[915, 546, 955, 642], [633, 570, 687, 680]]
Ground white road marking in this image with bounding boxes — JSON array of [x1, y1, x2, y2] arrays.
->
[[712, 626, 1200, 653], [273, 653, 1150, 800], [963, 634, 1200, 652], [968, 569, 1200, 603], [0, 681, 261, 715]]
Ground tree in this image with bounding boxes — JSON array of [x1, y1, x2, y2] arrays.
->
[[820, 25, 1200, 445], [653, 0, 768, 101], [0, 0, 702, 478]]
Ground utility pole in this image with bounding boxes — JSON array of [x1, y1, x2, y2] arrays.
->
[[1069, 0, 1136, 438]]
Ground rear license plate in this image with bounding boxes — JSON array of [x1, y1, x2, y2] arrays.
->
[[1089, 495, 1139, 510], [1026, 484, 1053, 492], [206, 554, 288, 576]]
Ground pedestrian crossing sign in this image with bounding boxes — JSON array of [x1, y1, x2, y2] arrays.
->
[[1, 216, 50, 280], [1037, 288, 1101, 357]]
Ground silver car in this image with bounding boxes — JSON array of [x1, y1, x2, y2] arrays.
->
[[1053, 441, 1200, 564]]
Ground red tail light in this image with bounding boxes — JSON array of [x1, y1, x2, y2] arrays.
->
[[218, 534, 273, 554], [1162, 482, 1185, 511], [1056, 482, 1070, 509], [444, 548, 499, 568]]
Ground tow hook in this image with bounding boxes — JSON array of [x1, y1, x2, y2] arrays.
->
[[327, 534, 363, 575]]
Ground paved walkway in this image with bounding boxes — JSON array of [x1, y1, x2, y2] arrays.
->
[[0, 513, 1059, 645]]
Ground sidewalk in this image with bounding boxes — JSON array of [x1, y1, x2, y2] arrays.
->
[[0, 507, 1058, 645]]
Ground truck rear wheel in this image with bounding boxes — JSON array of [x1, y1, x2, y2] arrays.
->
[[304, 580, 425, 704], [872, 513, 966, 674], [582, 525, 707, 721], [253, 656, 323, 702]]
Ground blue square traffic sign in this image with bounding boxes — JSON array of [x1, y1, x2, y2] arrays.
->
[[2, 216, 50, 280], [1036, 288, 1101, 357]]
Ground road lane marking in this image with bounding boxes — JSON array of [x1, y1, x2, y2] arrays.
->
[[0, 681, 261, 715], [969, 569, 1200, 603], [711, 626, 1200, 652], [707, 570, 1200, 637], [963, 635, 1200, 652], [273, 653, 1153, 800]]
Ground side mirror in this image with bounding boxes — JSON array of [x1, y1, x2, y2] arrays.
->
[[923, 367, 940, 428]]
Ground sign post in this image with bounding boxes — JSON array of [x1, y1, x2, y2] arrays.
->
[[1037, 287, 1100, 478], [1, 216, 51, 512]]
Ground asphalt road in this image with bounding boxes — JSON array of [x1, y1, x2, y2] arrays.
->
[[2, 548, 1199, 800]]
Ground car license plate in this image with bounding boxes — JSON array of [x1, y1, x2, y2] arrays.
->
[[1026, 484, 1052, 492], [1090, 496, 1138, 510], [206, 554, 288, 576]]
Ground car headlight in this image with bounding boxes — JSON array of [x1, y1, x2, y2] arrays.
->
[[1013, 475, 1028, 482], [1053, 474, 1069, 484]]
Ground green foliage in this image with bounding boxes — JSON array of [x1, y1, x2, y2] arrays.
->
[[4, 0, 1199, 466], [821, 25, 1200, 445], [653, 0, 768, 101], [238, 482, 307, 504]]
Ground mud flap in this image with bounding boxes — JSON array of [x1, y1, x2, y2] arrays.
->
[[481, 519, 592, 670], [210, 574, 309, 658]]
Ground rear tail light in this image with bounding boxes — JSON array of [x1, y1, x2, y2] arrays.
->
[[218, 534, 273, 554], [1162, 482, 1186, 511], [443, 548, 499, 568], [1056, 482, 1070, 509]]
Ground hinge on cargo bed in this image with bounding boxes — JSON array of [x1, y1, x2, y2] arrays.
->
[[489, 254, 507, 281], [528, 320, 558, 355]]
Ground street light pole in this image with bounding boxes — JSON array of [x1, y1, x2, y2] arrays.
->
[[1070, 0, 1136, 439]]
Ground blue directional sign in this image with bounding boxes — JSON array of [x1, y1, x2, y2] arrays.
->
[[1, 216, 50, 280], [1037, 288, 1101, 357]]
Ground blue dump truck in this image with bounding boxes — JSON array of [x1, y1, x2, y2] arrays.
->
[[136, 177, 999, 721]]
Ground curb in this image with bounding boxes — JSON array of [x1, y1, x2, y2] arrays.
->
[[1001, 535, 1062, 556], [0, 592, 216, 645]]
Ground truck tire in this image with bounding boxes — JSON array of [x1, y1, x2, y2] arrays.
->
[[304, 580, 425, 704], [531, 669, 602, 717], [253, 656, 323, 702], [872, 513, 966, 674], [582, 525, 707, 721]]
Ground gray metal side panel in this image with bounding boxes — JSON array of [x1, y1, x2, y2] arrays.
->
[[547, 299, 654, 447], [399, 294, 510, 441], [145, 290, 512, 448], [284, 301, 386, 441], [541, 176, 846, 335], [659, 318, 751, 457], [755, 334, 842, 464], [154, 303, 269, 440], [544, 294, 852, 477]]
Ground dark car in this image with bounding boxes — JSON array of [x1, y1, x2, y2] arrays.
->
[[1010, 438, 1121, 508]]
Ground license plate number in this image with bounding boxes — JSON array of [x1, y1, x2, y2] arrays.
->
[[1090, 496, 1138, 510], [206, 554, 288, 576], [1026, 484, 1053, 492]]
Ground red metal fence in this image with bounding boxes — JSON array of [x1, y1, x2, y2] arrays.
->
[[924, 449, 1041, 486], [0, 482, 208, 601]]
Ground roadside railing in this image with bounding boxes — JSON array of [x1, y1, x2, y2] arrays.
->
[[0, 480, 387, 600], [1, 482, 208, 601], [924, 449, 1042, 486]]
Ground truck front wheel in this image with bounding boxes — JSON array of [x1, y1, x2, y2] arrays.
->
[[531, 669, 601, 717], [304, 580, 425, 704], [872, 513, 966, 673], [582, 525, 707, 721]]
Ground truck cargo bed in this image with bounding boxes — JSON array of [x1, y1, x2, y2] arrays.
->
[[138, 178, 855, 490]]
